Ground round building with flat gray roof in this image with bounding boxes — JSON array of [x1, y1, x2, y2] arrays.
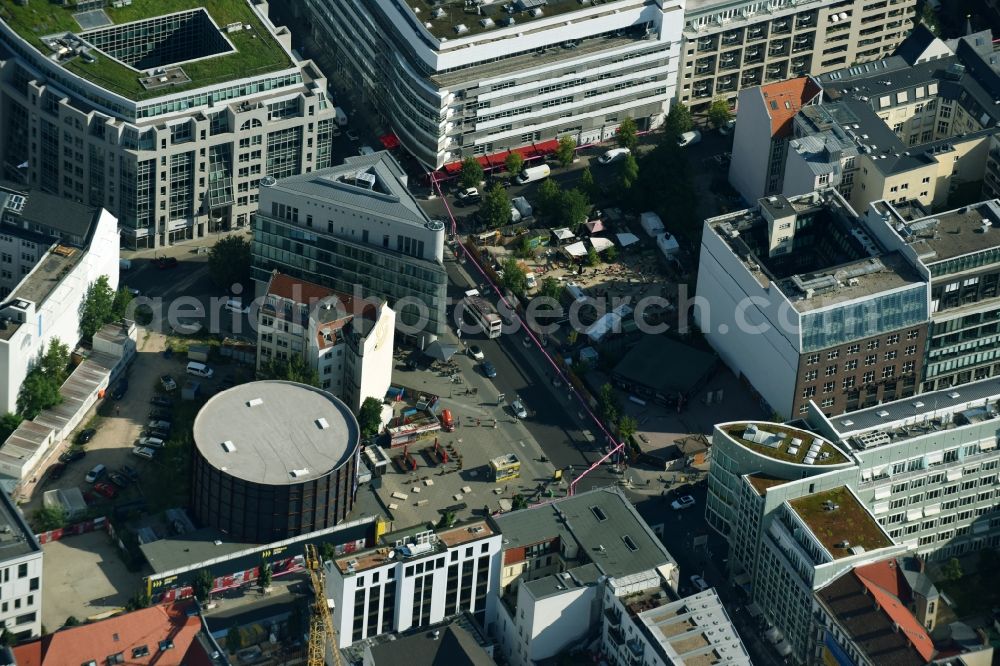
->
[[191, 380, 360, 542]]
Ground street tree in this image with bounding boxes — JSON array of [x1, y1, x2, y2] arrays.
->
[[258, 561, 272, 591], [17, 370, 62, 420], [536, 178, 562, 218], [617, 116, 639, 152], [707, 98, 733, 129], [193, 569, 214, 603], [557, 188, 591, 232], [0, 413, 22, 443], [505, 151, 524, 178], [257, 355, 319, 387], [539, 276, 563, 301], [664, 102, 693, 138], [112, 287, 134, 321], [599, 383, 620, 424], [511, 494, 529, 511], [579, 167, 597, 199], [941, 557, 963, 582], [618, 415, 638, 443], [479, 182, 512, 229], [501, 257, 528, 298], [618, 153, 639, 192], [208, 235, 251, 292], [358, 397, 383, 440], [555, 136, 577, 168], [458, 157, 484, 189], [80, 275, 116, 340], [32, 506, 66, 532]]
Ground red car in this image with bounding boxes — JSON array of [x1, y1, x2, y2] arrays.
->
[[93, 482, 118, 499]]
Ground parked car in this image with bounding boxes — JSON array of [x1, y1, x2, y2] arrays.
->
[[186, 361, 214, 379], [160, 375, 177, 391], [85, 463, 107, 483], [132, 446, 155, 460], [59, 448, 86, 464], [481, 361, 497, 378], [511, 399, 528, 419], [136, 437, 165, 449], [719, 118, 736, 136], [111, 379, 128, 400], [597, 147, 630, 165], [148, 409, 171, 421], [119, 465, 139, 482], [74, 428, 96, 445], [150, 396, 174, 408], [468, 345, 485, 361], [147, 420, 172, 431], [48, 463, 66, 481], [93, 482, 117, 499], [677, 130, 702, 147], [108, 472, 131, 488], [143, 428, 170, 440], [671, 495, 697, 510], [690, 574, 709, 592], [155, 256, 178, 269], [457, 187, 480, 202]]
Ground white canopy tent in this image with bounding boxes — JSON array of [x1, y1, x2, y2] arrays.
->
[[616, 232, 640, 247], [563, 241, 588, 258], [552, 227, 575, 242], [590, 237, 614, 253]]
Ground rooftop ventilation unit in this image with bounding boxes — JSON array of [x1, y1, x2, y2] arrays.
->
[[247, 398, 263, 407], [222, 441, 236, 453], [316, 418, 330, 430], [290, 469, 310, 478], [454, 24, 469, 35]]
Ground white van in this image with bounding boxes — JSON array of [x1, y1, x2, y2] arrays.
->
[[186, 361, 214, 379]]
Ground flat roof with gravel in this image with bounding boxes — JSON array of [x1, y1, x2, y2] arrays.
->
[[193, 380, 359, 486]]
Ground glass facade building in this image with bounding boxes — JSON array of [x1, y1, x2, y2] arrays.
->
[[800, 284, 929, 352]]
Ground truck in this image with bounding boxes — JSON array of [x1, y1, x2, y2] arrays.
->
[[490, 453, 521, 482], [439, 409, 455, 432], [516, 164, 551, 185]]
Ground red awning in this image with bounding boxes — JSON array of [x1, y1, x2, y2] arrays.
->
[[379, 133, 401, 149], [436, 138, 562, 178]]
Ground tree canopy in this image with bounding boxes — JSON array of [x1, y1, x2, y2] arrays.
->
[[536, 178, 563, 219], [479, 182, 512, 229], [208, 235, 252, 292], [579, 167, 597, 199], [501, 257, 528, 298], [80, 275, 116, 341], [0, 413, 22, 443], [555, 136, 577, 168], [618, 153, 640, 192], [257, 355, 319, 387], [664, 102, 693, 138], [358, 397, 383, 440], [459, 157, 484, 189], [557, 188, 591, 232], [707, 99, 733, 129], [617, 117, 639, 152], [539, 276, 563, 301], [505, 151, 524, 177], [17, 340, 71, 420]]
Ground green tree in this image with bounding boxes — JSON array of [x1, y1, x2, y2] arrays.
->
[[586, 246, 600, 267], [0, 628, 16, 647], [513, 234, 533, 259], [618, 153, 640, 192], [208, 235, 252, 292], [63, 616, 80, 627], [257, 355, 320, 387], [80, 275, 116, 340], [539, 276, 563, 301], [599, 383, 621, 424], [920, 3, 940, 35], [536, 178, 563, 219], [618, 415, 638, 443], [664, 102, 693, 138], [0, 413, 21, 443], [605, 246, 619, 263], [112, 287, 134, 321], [39, 338, 70, 384], [707, 98, 733, 129], [193, 569, 214, 603], [941, 557, 963, 582], [32, 505, 66, 532], [501, 257, 528, 298], [17, 371, 62, 420], [579, 167, 597, 199], [505, 151, 524, 178], [225, 626, 244, 654], [555, 136, 577, 168], [458, 157, 484, 189], [357, 397, 383, 440], [479, 182, 512, 229], [437, 511, 456, 528], [557, 188, 591, 232], [511, 494, 528, 511], [617, 116, 639, 152], [258, 561, 272, 591]]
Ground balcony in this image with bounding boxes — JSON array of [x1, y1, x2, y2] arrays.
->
[[626, 639, 644, 658], [604, 609, 622, 627], [608, 626, 625, 646]]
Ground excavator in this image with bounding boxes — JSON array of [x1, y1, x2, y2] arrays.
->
[[305, 543, 342, 666]]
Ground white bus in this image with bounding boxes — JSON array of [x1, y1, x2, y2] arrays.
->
[[463, 289, 502, 338]]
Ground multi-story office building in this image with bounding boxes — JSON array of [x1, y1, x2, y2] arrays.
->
[[731, 27, 1000, 211], [256, 271, 394, 413], [678, 0, 916, 112], [325, 519, 501, 648], [696, 189, 929, 418], [0, 0, 334, 248], [252, 152, 447, 345], [0, 490, 42, 640], [0, 185, 118, 414], [303, 0, 684, 169]]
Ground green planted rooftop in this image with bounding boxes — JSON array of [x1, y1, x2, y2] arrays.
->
[[722, 422, 849, 466], [0, 0, 292, 101], [789, 487, 893, 560]]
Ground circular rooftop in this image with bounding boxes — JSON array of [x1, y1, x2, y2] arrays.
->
[[193, 380, 359, 485]]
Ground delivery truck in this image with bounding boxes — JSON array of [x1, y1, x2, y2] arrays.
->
[[516, 164, 551, 185]]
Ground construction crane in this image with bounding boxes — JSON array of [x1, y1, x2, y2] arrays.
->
[[305, 543, 342, 666]]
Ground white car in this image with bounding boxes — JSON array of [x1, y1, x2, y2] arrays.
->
[[468, 345, 485, 361], [132, 446, 155, 460], [457, 187, 480, 201], [597, 147, 631, 165], [136, 437, 165, 449], [359, 145, 376, 156], [511, 399, 528, 419], [690, 574, 709, 592], [677, 130, 702, 147], [671, 495, 696, 510]]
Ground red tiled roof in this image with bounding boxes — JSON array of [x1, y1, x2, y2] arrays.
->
[[266, 272, 379, 320], [855, 560, 911, 603], [855, 566, 934, 663], [12, 601, 208, 666], [759, 77, 821, 138]]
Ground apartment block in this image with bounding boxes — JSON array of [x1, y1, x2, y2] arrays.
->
[[256, 272, 394, 414], [0, 185, 119, 414], [0, 0, 334, 248], [678, 0, 916, 112], [251, 152, 447, 345], [0, 490, 42, 640], [302, 0, 683, 169], [696, 189, 928, 419], [326, 520, 501, 649]]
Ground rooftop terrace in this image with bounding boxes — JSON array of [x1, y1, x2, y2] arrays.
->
[[894, 199, 1000, 267], [332, 520, 494, 576], [722, 423, 848, 466], [789, 487, 893, 560], [0, 0, 292, 101]]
